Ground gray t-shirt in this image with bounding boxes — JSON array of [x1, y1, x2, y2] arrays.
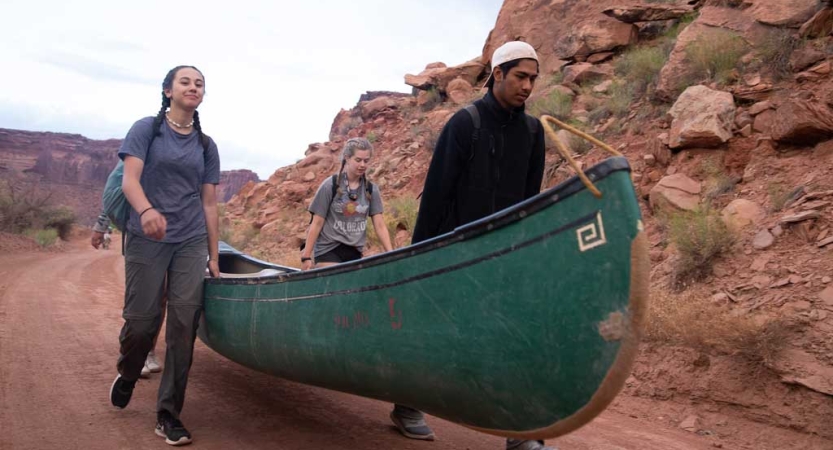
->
[[309, 175, 383, 257], [118, 116, 221, 243]]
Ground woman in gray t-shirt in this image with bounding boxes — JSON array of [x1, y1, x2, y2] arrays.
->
[[301, 137, 393, 270]]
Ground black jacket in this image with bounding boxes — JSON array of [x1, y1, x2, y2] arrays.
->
[[412, 91, 546, 243]]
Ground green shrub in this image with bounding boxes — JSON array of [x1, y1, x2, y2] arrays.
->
[[668, 206, 734, 286], [366, 195, 420, 249], [529, 90, 573, 120], [767, 183, 791, 212], [755, 28, 800, 81], [27, 228, 58, 247], [420, 88, 442, 111], [366, 131, 377, 143], [607, 82, 635, 118], [685, 29, 747, 84], [614, 46, 668, 94], [44, 206, 75, 240]]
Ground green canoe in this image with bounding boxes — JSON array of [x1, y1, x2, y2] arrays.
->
[[200, 156, 649, 440]]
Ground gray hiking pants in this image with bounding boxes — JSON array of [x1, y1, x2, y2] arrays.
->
[[117, 233, 207, 420]]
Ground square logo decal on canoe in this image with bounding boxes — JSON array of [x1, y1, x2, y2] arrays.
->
[[577, 212, 607, 252]]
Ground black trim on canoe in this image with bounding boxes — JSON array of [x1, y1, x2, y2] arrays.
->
[[210, 156, 632, 286], [214, 211, 598, 302]]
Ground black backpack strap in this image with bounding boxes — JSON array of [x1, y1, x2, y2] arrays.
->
[[330, 174, 339, 199], [309, 174, 339, 225], [524, 114, 539, 139], [464, 104, 480, 162]]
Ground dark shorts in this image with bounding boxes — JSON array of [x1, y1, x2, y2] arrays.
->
[[317, 243, 362, 264]]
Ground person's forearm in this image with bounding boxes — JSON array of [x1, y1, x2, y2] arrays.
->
[[373, 215, 394, 252], [204, 204, 219, 261], [302, 217, 325, 259]]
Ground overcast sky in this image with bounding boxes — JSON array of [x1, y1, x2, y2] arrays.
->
[[0, 0, 503, 179]]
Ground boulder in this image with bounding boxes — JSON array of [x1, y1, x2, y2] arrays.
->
[[359, 96, 398, 120], [446, 78, 474, 105], [482, 2, 633, 75], [749, 100, 773, 116], [752, 229, 775, 249], [748, 0, 817, 27], [721, 199, 765, 230], [562, 63, 614, 85], [753, 109, 776, 134], [800, 8, 833, 38], [649, 174, 701, 211], [656, 7, 761, 101], [405, 59, 486, 93], [668, 85, 736, 149], [603, 5, 694, 23], [791, 46, 826, 72], [771, 100, 833, 145]]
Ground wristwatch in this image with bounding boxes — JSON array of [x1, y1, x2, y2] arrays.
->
[[301, 257, 312, 262]]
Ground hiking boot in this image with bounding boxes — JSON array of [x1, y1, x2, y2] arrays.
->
[[146, 351, 162, 373], [506, 439, 558, 450], [390, 410, 435, 441], [155, 411, 192, 446], [109, 375, 136, 409]]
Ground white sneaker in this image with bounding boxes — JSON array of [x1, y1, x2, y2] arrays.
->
[[146, 351, 162, 373], [140, 361, 151, 379]]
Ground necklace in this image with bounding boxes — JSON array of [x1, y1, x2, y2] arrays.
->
[[346, 179, 361, 201], [165, 112, 194, 129]]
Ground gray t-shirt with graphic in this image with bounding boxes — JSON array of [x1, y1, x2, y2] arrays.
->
[[118, 117, 221, 243], [309, 175, 383, 257]]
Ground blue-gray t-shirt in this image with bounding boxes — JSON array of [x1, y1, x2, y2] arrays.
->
[[118, 117, 221, 243]]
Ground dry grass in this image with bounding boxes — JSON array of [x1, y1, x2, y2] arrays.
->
[[528, 90, 573, 120], [699, 158, 736, 202], [766, 182, 791, 212], [614, 46, 668, 95], [755, 28, 800, 81], [646, 288, 790, 365], [366, 195, 420, 249], [685, 29, 748, 84], [420, 88, 442, 111], [667, 206, 734, 286]]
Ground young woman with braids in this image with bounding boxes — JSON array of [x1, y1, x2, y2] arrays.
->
[[300, 137, 393, 270], [108, 65, 220, 446]]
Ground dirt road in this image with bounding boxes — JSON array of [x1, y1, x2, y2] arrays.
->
[[0, 239, 775, 449]]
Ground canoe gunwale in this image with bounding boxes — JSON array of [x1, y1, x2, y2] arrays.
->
[[210, 157, 632, 286]]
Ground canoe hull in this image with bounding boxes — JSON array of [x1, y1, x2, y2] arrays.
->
[[201, 157, 648, 439]]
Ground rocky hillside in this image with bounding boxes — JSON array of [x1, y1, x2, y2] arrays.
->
[[218, 169, 259, 203], [0, 128, 257, 225], [223, 0, 833, 446]]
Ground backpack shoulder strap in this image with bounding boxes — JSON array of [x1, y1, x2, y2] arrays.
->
[[463, 104, 480, 162], [330, 174, 339, 199], [524, 113, 539, 137]]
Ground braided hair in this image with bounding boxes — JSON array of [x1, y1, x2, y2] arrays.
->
[[336, 137, 374, 200], [151, 65, 209, 149]]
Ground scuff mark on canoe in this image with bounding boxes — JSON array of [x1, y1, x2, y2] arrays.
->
[[598, 311, 626, 342]]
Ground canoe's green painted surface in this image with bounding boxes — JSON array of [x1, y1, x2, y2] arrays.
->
[[202, 162, 642, 432]]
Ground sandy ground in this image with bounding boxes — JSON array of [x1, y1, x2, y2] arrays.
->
[[0, 236, 818, 450]]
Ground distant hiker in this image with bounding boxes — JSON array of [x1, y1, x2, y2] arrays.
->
[[396, 41, 555, 450], [90, 211, 111, 249], [300, 137, 393, 270], [109, 65, 220, 447]]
